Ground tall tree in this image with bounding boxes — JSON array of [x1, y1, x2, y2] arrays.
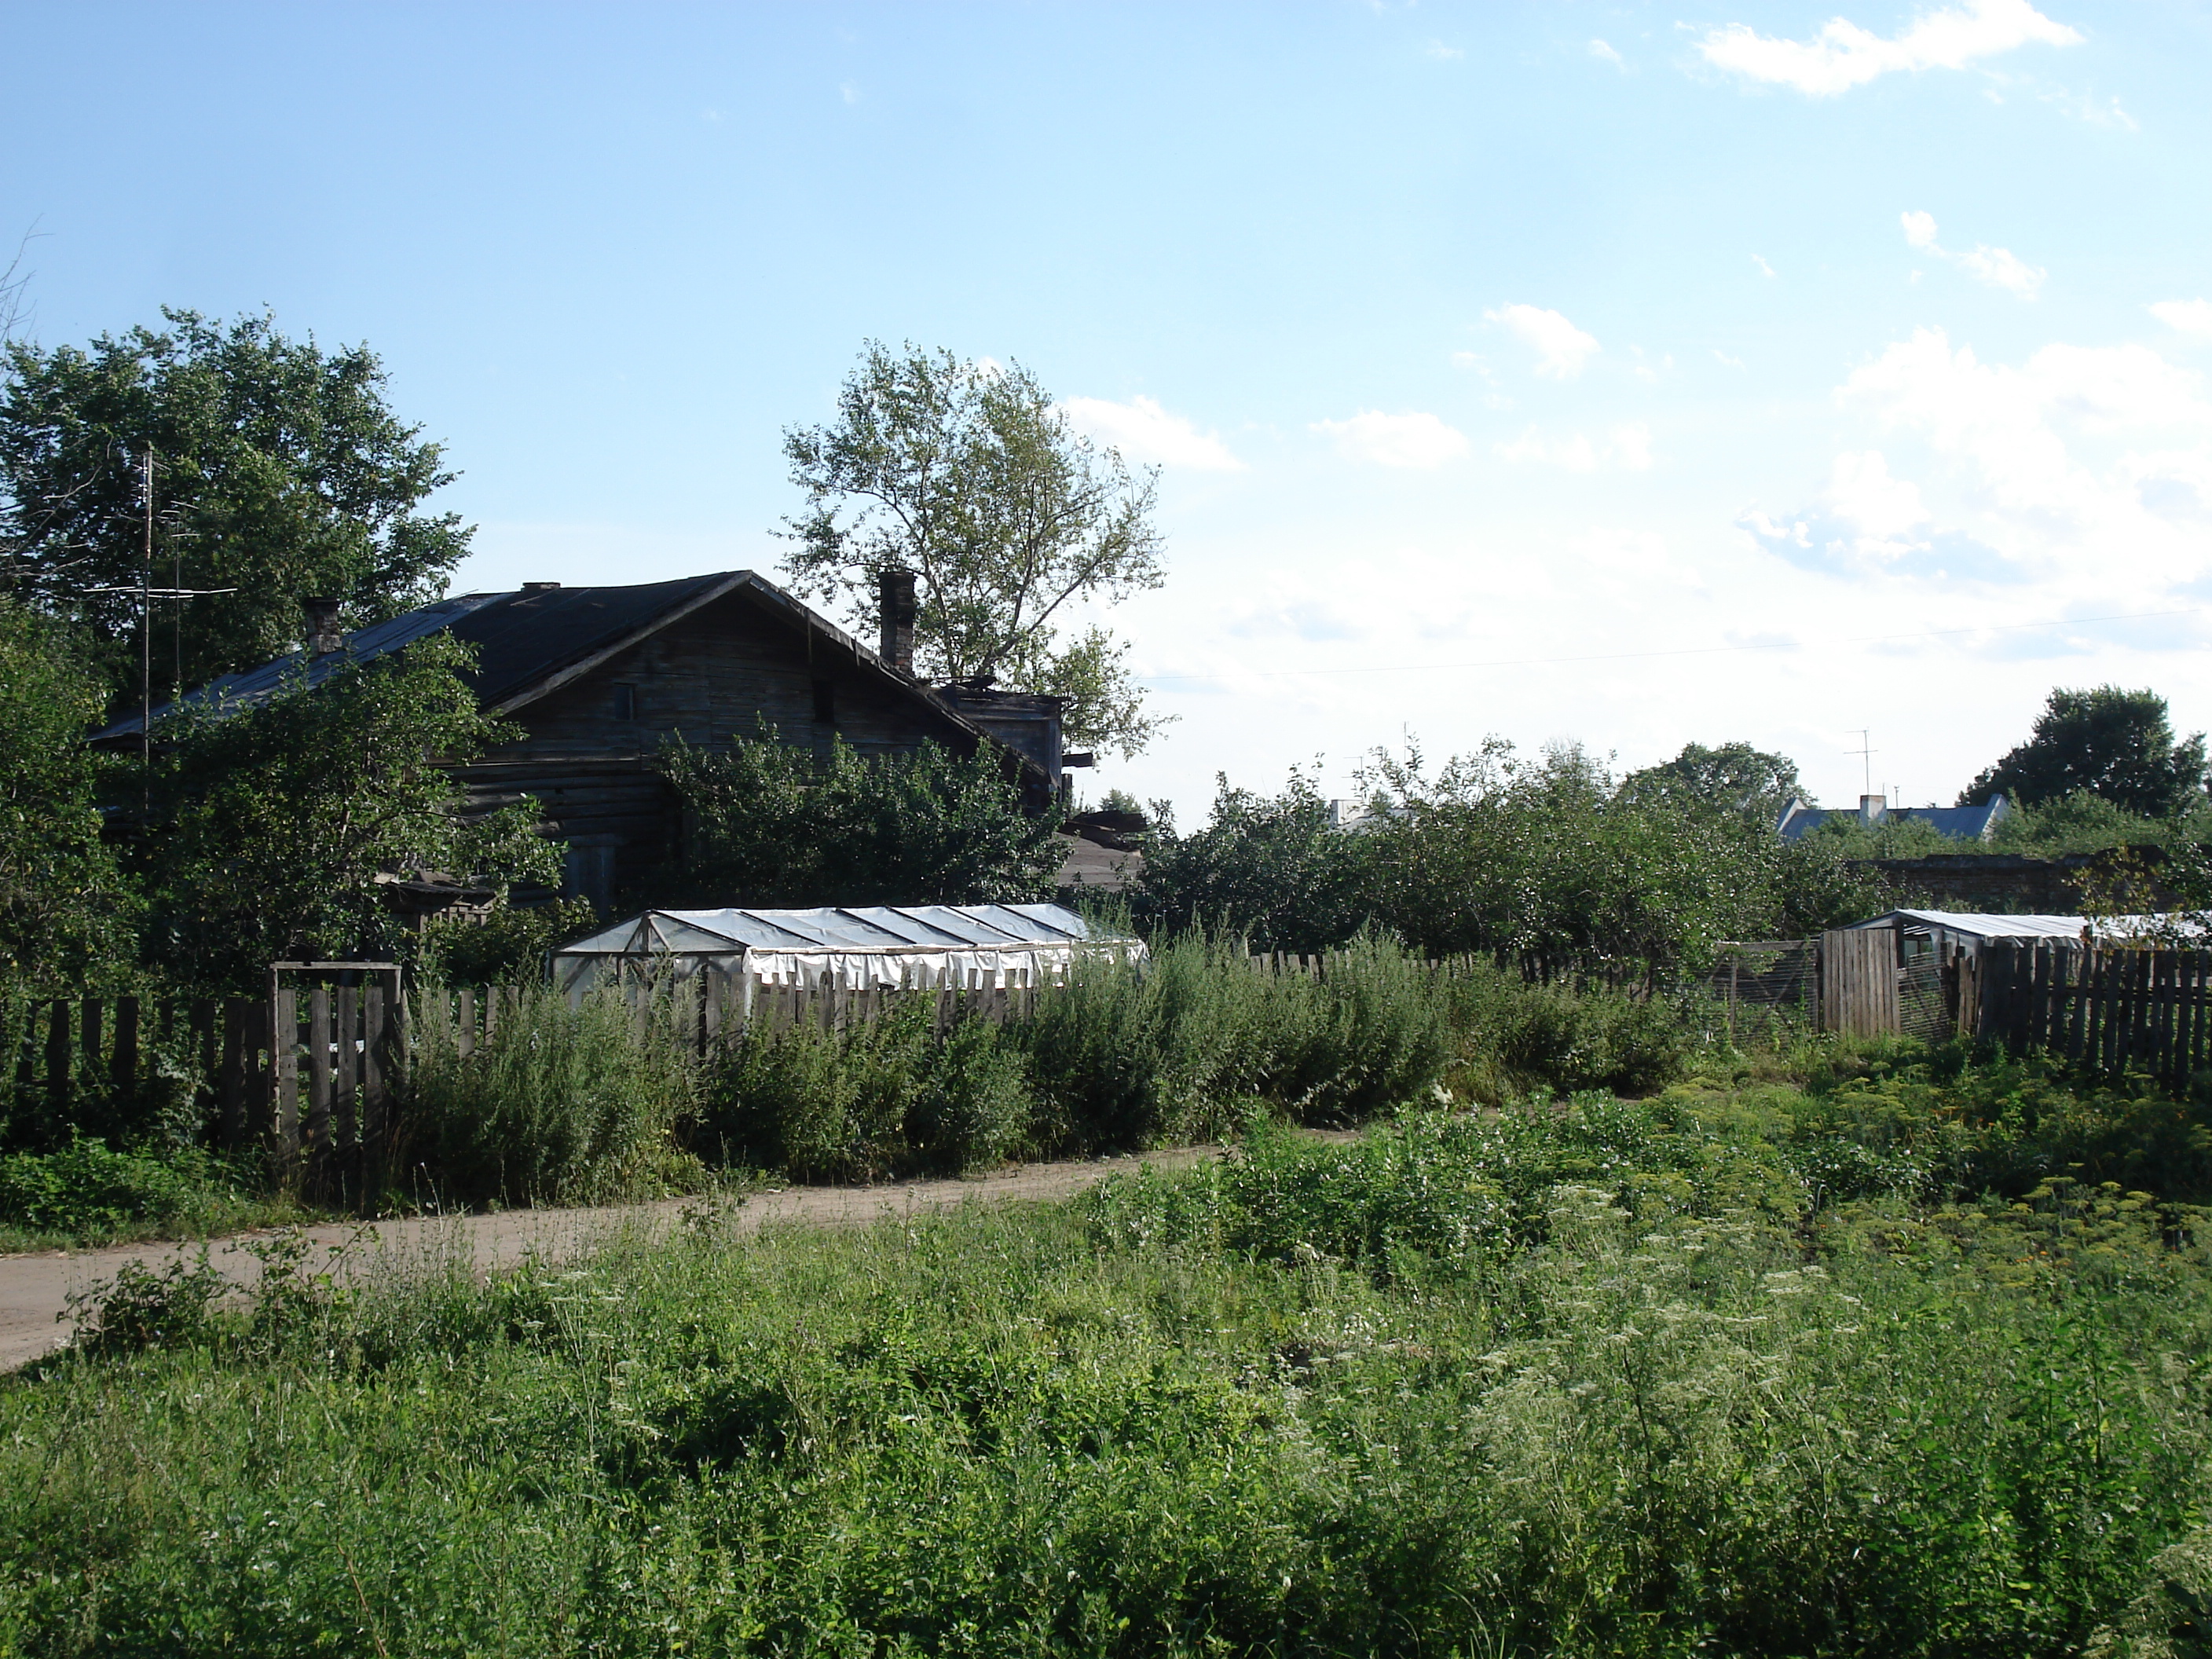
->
[[780, 342, 1168, 756], [1962, 687, 2207, 818], [657, 729, 1063, 909], [0, 597, 130, 991], [126, 634, 555, 992], [1617, 741, 1803, 822], [0, 309, 469, 714]]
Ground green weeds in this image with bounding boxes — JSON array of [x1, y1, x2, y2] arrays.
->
[[8, 1096, 2209, 1655]]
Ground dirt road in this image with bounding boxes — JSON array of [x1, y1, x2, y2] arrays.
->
[[0, 1146, 1221, 1372]]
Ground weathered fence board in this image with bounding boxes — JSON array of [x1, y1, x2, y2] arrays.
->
[[1961, 939, 2212, 1089]]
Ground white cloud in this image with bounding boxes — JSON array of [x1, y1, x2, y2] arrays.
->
[[840, 81, 861, 105], [1496, 423, 1653, 471], [1899, 212, 2045, 298], [1955, 243, 2046, 298], [2152, 300, 2212, 342], [1752, 254, 1778, 277], [1484, 303, 1601, 379], [1060, 394, 1243, 471], [1611, 422, 1655, 470], [1714, 350, 1746, 368], [1423, 39, 1463, 60], [1698, 0, 2081, 97], [1827, 450, 1932, 540], [1313, 410, 1470, 469], [1589, 38, 1624, 66], [1800, 326, 2212, 590]]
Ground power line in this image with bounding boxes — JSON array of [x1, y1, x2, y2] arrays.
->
[[1143, 606, 2200, 684]]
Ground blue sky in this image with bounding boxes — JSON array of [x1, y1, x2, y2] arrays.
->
[[6, 0, 2210, 817]]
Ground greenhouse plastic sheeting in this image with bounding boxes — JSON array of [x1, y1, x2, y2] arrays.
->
[[551, 903, 1142, 997]]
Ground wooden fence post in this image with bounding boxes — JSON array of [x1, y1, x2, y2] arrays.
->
[[44, 1002, 69, 1121], [361, 980, 390, 1199], [271, 987, 299, 1165], [110, 997, 138, 1092]]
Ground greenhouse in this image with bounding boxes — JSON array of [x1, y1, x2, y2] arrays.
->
[[552, 902, 1141, 998]]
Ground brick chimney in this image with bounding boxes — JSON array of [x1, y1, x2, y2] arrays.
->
[[878, 567, 917, 676], [302, 596, 345, 657]]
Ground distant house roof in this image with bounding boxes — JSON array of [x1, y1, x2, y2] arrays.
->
[[89, 570, 1038, 782], [1775, 794, 2009, 842]]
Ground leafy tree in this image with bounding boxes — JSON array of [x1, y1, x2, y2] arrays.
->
[[1137, 742, 1884, 981], [1617, 740, 1803, 822], [780, 342, 1168, 756], [1962, 686, 2207, 818], [658, 730, 1064, 908], [126, 634, 555, 992], [1984, 789, 2210, 859], [0, 309, 469, 714], [0, 599, 130, 990], [1133, 768, 1376, 953]]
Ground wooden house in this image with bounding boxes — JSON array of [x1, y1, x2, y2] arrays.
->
[[94, 569, 1073, 908]]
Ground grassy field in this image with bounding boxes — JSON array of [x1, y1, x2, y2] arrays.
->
[[4, 1057, 2210, 1656]]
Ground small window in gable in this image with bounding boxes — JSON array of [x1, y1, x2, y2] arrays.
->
[[812, 679, 836, 725], [611, 683, 637, 721]]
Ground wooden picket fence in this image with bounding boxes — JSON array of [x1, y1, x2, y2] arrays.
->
[[1957, 939, 2212, 1090], [2, 968, 404, 1201]]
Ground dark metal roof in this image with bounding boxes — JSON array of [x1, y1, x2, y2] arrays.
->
[[1775, 797, 2010, 842], [88, 573, 1033, 784]]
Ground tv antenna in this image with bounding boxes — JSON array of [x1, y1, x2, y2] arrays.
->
[[1848, 729, 1877, 797], [79, 447, 235, 788]]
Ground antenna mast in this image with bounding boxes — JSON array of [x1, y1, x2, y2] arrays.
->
[[1849, 729, 1877, 798], [140, 447, 154, 786]]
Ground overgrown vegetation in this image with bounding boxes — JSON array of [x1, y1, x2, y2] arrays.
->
[[127, 633, 558, 992], [1137, 742, 1887, 976], [399, 982, 704, 1209], [657, 728, 1063, 909], [8, 1065, 2209, 1654]]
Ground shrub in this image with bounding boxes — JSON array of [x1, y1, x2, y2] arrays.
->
[[398, 981, 701, 1207], [60, 1248, 228, 1355], [701, 998, 1036, 1179], [1019, 929, 1452, 1148], [1443, 958, 1692, 1101], [0, 1138, 252, 1243]]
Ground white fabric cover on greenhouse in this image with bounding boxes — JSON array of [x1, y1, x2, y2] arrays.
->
[[552, 903, 1141, 997]]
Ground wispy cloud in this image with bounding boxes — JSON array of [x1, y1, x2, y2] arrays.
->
[[1484, 303, 1600, 379], [1312, 410, 1470, 468], [2151, 300, 2212, 342], [1752, 254, 1778, 278], [1697, 0, 2080, 97], [1588, 38, 1624, 67], [1060, 394, 1243, 471], [1423, 39, 1463, 60], [1899, 211, 2045, 298], [1496, 423, 1653, 471]]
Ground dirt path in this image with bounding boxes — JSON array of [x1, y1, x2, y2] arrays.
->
[[0, 1146, 1223, 1373]]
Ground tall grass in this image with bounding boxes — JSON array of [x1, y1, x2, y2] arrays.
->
[[1020, 928, 1452, 1147], [1441, 956, 1694, 1101], [11, 1096, 2209, 1655], [398, 982, 701, 1207], [698, 998, 1029, 1180]]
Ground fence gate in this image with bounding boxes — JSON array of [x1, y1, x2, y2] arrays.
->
[[1819, 928, 1899, 1038]]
